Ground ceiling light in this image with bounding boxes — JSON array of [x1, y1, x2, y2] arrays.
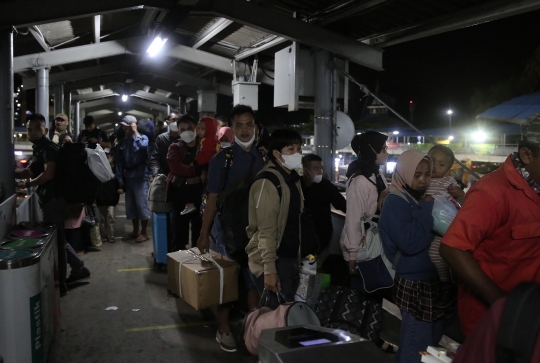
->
[[122, 95, 128, 102], [147, 35, 168, 57], [118, 112, 122, 116], [393, 131, 399, 135]]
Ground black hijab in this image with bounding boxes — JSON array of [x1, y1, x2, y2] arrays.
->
[[347, 131, 388, 196]]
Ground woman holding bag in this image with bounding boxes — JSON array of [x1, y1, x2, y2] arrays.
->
[[339, 131, 398, 353]]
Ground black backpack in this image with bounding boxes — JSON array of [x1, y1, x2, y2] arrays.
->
[[56, 143, 100, 204], [218, 156, 275, 267]]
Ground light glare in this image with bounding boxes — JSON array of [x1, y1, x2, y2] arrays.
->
[[122, 95, 128, 102], [147, 36, 168, 57]]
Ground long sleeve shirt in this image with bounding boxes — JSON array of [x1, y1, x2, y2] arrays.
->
[[115, 134, 149, 182], [149, 132, 179, 177]]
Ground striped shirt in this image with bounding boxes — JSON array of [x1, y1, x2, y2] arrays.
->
[[427, 176, 457, 196]]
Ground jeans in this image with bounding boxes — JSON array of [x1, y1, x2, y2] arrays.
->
[[41, 197, 84, 284], [396, 311, 444, 363], [124, 178, 150, 221], [98, 205, 115, 237], [250, 256, 300, 309]]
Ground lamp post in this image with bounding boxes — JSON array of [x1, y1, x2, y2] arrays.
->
[[447, 109, 453, 130]]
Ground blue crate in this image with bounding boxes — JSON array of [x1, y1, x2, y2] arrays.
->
[[152, 212, 169, 265]]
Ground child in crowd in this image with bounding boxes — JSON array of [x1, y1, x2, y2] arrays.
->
[[426, 145, 465, 308], [180, 116, 219, 215], [379, 150, 447, 363]]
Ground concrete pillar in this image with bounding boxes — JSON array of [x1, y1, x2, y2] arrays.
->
[[0, 28, 15, 202], [313, 50, 334, 180], [74, 101, 80, 140], [179, 96, 187, 114], [54, 83, 64, 116], [35, 67, 50, 128]]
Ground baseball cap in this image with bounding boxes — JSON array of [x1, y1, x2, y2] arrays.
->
[[521, 113, 540, 145], [55, 113, 68, 121], [120, 115, 137, 126]]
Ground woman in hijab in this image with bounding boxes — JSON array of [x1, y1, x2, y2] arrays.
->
[[379, 150, 446, 363], [340, 131, 397, 352]]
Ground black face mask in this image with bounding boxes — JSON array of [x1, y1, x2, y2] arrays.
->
[[404, 184, 426, 200]]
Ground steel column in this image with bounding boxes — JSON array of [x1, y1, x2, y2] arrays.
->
[[35, 67, 50, 128], [0, 28, 15, 202], [74, 101, 81, 140], [166, 105, 171, 117], [313, 50, 334, 181], [179, 96, 187, 114], [54, 83, 64, 116], [64, 92, 72, 128]]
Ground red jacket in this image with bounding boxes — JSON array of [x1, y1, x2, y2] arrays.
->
[[442, 155, 540, 335], [195, 116, 219, 166]]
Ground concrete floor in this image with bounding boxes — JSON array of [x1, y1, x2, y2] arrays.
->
[[47, 197, 447, 363]]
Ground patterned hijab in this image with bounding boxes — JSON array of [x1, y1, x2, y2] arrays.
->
[[389, 150, 433, 204]]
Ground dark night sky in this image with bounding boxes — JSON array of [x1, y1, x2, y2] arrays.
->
[[249, 9, 540, 131]]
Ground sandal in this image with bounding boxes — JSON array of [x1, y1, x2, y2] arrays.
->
[[376, 338, 398, 354], [135, 234, 149, 243], [121, 233, 139, 241]]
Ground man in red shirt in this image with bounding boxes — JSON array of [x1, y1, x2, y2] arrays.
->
[[441, 114, 540, 336]]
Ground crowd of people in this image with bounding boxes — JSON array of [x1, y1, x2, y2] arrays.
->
[[14, 105, 540, 361]]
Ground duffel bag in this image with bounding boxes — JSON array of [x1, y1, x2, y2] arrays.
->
[[242, 290, 320, 356]]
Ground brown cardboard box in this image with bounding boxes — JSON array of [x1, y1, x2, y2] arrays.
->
[[167, 249, 239, 310]]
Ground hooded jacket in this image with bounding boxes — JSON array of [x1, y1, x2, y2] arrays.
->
[[195, 116, 219, 166], [245, 161, 304, 277]]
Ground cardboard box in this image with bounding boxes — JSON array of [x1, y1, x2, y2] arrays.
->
[[167, 249, 239, 310]]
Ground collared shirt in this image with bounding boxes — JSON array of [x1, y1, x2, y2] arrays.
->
[[31, 137, 61, 204], [207, 143, 266, 194], [115, 135, 149, 181], [442, 155, 540, 335]]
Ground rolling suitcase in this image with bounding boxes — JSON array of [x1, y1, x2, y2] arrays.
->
[[152, 212, 169, 267]]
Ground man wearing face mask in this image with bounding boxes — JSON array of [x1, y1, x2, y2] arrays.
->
[[245, 129, 306, 309], [301, 154, 346, 254], [149, 113, 181, 177], [197, 104, 265, 353]]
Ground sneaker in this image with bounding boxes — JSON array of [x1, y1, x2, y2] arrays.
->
[[216, 330, 237, 353], [180, 203, 197, 215], [66, 267, 91, 285], [375, 338, 398, 354], [435, 282, 457, 309]]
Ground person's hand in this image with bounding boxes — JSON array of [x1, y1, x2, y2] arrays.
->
[[117, 188, 125, 194], [447, 184, 465, 199], [131, 123, 138, 134], [17, 181, 27, 189], [421, 194, 435, 203], [118, 181, 125, 194], [197, 234, 210, 254], [88, 137, 99, 143], [349, 259, 358, 275], [264, 273, 281, 293]]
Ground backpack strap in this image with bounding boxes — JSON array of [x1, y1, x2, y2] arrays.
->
[[220, 147, 234, 191], [254, 169, 282, 199], [496, 282, 540, 363]]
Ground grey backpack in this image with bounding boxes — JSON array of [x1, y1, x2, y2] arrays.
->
[[148, 174, 172, 213]]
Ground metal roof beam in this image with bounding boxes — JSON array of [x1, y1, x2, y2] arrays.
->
[[362, 0, 540, 47], [133, 77, 199, 98], [234, 36, 287, 61], [192, 17, 233, 49], [14, 38, 136, 72], [164, 42, 233, 74], [93, 16, 101, 44], [64, 73, 130, 92], [131, 90, 176, 105], [130, 97, 169, 113], [208, 0, 383, 70], [72, 89, 118, 102], [317, 0, 391, 26], [79, 98, 117, 109], [2, 0, 178, 28], [23, 61, 131, 89]]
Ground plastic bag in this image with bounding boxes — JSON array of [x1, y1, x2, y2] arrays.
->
[[86, 145, 114, 183], [432, 194, 460, 236]]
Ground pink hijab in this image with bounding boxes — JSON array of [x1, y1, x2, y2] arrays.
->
[[389, 150, 433, 204], [218, 126, 234, 143]]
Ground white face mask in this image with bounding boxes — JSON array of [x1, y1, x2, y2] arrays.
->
[[280, 152, 303, 170], [234, 133, 255, 149], [180, 130, 196, 143], [312, 174, 323, 183], [220, 142, 232, 148], [169, 123, 178, 132]]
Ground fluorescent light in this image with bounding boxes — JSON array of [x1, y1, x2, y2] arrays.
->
[[147, 35, 168, 57], [115, 123, 118, 127], [447, 109, 453, 115], [118, 112, 123, 116], [448, 135, 454, 140], [14, 151, 23, 156], [393, 131, 399, 135], [122, 95, 128, 102], [472, 131, 487, 143]]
